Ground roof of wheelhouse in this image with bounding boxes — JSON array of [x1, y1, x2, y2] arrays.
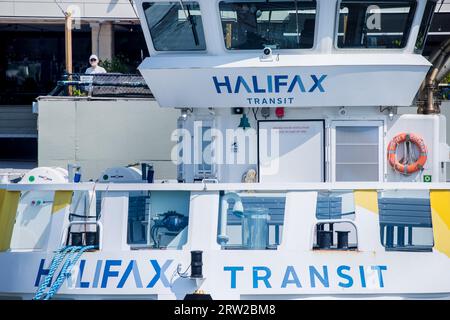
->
[[134, 0, 436, 108]]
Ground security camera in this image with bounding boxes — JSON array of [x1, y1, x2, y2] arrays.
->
[[338, 107, 347, 116], [262, 47, 272, 58]]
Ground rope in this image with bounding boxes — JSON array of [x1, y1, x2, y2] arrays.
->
[[33, 245, 96, 300], [43, 245, 96, 300], [33, 246, 74, 300]]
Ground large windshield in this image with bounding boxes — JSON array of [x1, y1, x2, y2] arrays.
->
[[219, 0, 317, 50], [337, 0, 417, 49], [143, 1, 206, 51]]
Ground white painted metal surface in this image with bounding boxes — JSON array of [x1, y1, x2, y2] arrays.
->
[[0, 0, 449, 301]]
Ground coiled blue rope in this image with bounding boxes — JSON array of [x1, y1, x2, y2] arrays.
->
[[33, 246, 74, 300], [43, 245, 96, 300], [33, 245, 96, 300]]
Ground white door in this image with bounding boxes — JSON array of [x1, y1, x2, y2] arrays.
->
[[258, 120, 325, 183]]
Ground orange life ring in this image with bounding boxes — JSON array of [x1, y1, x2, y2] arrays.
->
[[387, 133, 427, 175]]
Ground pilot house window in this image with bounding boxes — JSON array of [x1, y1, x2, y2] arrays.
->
[[142, 2, 206, 51], [337, 0, 417, 49], [219, 0, 317, 50]]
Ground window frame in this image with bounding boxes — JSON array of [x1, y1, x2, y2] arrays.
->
[[125, 190, 191, 250], [378, 192, 435, 252], [216, 0, 320, 53], [333, 0, 418, 51], [142, 1, 208, 52], [217, 192, 287, 250], [330, 120, 385, 183]]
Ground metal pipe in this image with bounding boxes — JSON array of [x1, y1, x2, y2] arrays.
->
[[436, 55, 450, 84], [428, 38, 450, 65], [217, 192, 244, 246], [418, 39, 450, 114]]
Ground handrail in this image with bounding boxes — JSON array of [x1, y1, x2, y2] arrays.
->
[[0, 182, 449, 192], [61, 221, 103, 251]]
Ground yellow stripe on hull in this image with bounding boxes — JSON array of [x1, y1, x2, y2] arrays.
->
[[51, 191, 73, 214], [430, 190, 450, 258], [354, 190, 379, 214], [0, 190, 21, 251]]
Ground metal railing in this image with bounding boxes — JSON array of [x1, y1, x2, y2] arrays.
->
[[48, 73, 153, 98]]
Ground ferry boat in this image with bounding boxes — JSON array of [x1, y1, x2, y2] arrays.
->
[[0, 0, 449, 300]]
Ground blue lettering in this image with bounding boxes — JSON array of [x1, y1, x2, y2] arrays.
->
[[34, 259, 50, 287], [371, 265, 387, 288], [118, 260, 143, 288], [288, 75, 306, 93], [337, 265, 353, 288], [267, 75, 273, 93], [224, 266, 244, 289], [274, 75, 289, 93], [309, 74, 327, 92], [235, 76, 252, 93], [76, 260, 90, 288], [101, 260, 121, 288], [309, 266, 329, 288], [252, 76, 265, 93], [147, 259, 172, 288], [214, 74, 327, 94], [359, 266, 366, 288], [281, 266, 302, 288], [213, 76, 232, 93], [92, 260, 103, 288], [253, 266, 272, 288]]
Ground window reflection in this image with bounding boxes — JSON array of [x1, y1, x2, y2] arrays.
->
[[143, 2, 206, 51], [337, 0, 417, 49], [219, 0, 317, 50]]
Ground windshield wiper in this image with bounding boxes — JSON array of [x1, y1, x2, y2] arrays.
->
[[179, 0, 200, 46]]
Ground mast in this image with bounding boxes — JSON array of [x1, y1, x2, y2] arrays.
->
[[65, 10, 73, 95]]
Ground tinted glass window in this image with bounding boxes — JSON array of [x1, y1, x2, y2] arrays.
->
[[414, 0, 436, 53], [217, 193, 286, 250], [142, 2, 206, 51], [126, 191, 191, 249], [219, 0, 317, 50], [378, 191, 433, 252], [0, 24, 91, 105], [337, 0, 417, 49]]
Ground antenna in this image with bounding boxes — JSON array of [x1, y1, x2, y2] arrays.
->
[[53, 0, 66, 16], [179, 0, 200, 45], [128, 0, 140, 19], [295, 0, 300, 45]]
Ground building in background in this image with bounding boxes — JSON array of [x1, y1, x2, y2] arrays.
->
[[0, 0, 148, 170]]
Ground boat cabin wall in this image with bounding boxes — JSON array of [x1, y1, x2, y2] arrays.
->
[[2, 186, 443, 258], [135, 0, 433, 109], [135, 0, 431, 56], [177, 107, 448, 183]]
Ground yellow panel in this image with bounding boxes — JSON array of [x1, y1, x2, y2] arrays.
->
[[430, 190, 450, 258], [0, 190, 21, 251], [354, 190, 379, 214], [51, 191, 73, 214]]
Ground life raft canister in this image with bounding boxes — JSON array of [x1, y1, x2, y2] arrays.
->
[[387, 133, 427, 175]]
